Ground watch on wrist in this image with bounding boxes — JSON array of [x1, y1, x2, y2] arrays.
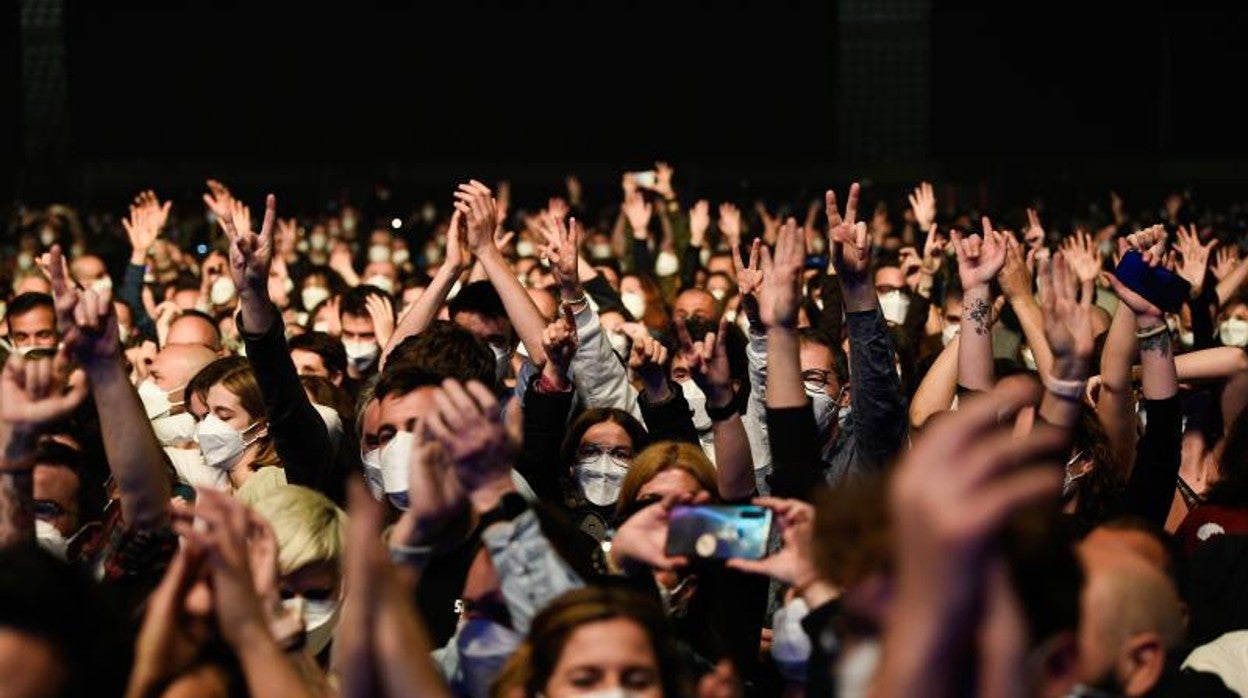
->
[[479, 492, 529, 530], [705, 393, 741, 422]]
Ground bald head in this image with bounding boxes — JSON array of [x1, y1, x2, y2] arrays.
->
[[149, 343, 217, 394], [166, 313, 222, 352], [674, 288, 719, 322], [70, 255, 107, 286]]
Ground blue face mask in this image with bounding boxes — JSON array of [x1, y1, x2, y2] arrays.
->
[[454, 617, 522, 698]]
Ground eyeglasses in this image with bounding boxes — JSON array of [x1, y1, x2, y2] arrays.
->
[[801, 368, 834, 394], [33, 500, 71, 521], [577, 443, 634, 462]]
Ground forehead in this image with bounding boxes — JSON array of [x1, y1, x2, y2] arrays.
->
[[676, 290, 715, 312], [363, 261, 397, 278], [874, 266, 905, 286], [581, 420, 632, 447], [205, 382, 244, 409], [453, 311, 510, 337], [559, 618, 655, 667], [341, 312, 375, 330], [9, 304, 54, 326], [638, 468, 702, 501], [799, 341, 834, 369], [379, 386, 438, 428]]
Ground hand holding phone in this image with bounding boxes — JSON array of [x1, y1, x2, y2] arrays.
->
[[664, 505, 773, 561], [1113, 249, 1190, 314]]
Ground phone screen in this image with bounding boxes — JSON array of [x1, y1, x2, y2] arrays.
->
[[665, 505, 773, 561]]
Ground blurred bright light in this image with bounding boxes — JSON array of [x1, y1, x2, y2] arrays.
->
[[391, 218, 402, 230]]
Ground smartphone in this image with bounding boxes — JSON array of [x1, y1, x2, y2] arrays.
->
[[665, 505, 773, 561], [632, 170, 657, 189], [1113, 249, 1190, 314]]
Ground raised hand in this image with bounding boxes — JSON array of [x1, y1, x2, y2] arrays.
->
[[908, 181, 936, 230], [609, 491, 704, 573], [540, 212, 581, 295], [755, 201, 781, 245], [45, 245, 80, 337], [1023, 207, 1046, 249], [124, 190, 171, 265], [622, 323, 669, 398], [951, 217, 1008, 289], [442, 210, 472, 272], [68, 285, 120, 363], [826, 182, 869, 281], [540, 307, 579, 389], [424, 379, 521, 511], [997, 236, 1033, 302], [452, 180, 499, 253], [1040, 253, 1095, 373], [1212, 246, 1240, 281], [718, 202, 742, 246], [726, 497, 820, 588], [364, 293, 395, 348], [391, 421, 468, 548], [1125, 224, 1167, 263], [689, 200, 711, 248], [920, 224, 946, 276], [760, 218, 805, 329], [623, 190, 653, 239], [220, 194, 277, 297], [653, 161, 675, 199], [202, 179, 235, 225], [0, 348, 89, 428], [732, 239, 765, 299], [1174, 224, 1216, 297], [1059, 229, 1103, 286], [675, 313, 732, 408]]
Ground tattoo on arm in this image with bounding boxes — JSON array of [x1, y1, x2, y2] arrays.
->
[[967, 298, 991, 336], [0, 470, 35, 548], [1138, 327, 1173, 357]]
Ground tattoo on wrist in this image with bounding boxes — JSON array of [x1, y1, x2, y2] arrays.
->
[[1138, 327, 1172, 357], [967, 298, 991, 336]]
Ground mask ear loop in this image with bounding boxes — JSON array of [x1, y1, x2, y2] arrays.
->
[[239, 419, 268, 447]]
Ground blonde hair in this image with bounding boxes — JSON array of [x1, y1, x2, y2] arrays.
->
[[250, 484, 346, 576], [616, 441, 718, 517]]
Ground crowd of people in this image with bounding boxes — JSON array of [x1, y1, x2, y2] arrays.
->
[[2, 164, 1248, 697]]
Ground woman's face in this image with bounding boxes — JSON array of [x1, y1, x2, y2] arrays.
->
[[637, 468, 703, 504], [577, 421, 635, 464], [545, 618, 663, 697], [205, 383, 259, 433]]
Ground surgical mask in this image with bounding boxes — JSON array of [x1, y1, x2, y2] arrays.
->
[[137, 379, 184, 419], [941, 323, 960, 346], [210, 276, 237, 306], [91, 277, 113, 294], [515, 239, 536, 258], [1021, 345, 1038, 371], [679, 379, 712, 432], [312, 321, 331, 334], [424, 244, 444, 265], [877, 289, 910, 325], [621, 291, 646, 320], [152, 412, 198, 447], [1179, 330, 1194, 348], [368, 245, 392, 263], [118, 324, 131, 343], [1220, 319, 1248, 347], [282, 277, 295, 296], [361, 448, 384, 499], [709, 287, 727, 301], [607, 329, 630, 362], [590, 243, 613, 259], [771, 597, 812, 683], [196, 414, 261, 471], [35, 519, 69, 561], [16, 252, 34, 270], [574, 452, 630, 507], [655, 251, 680, 277], [39, 228, 56, 247], [699, 247, 712, 266], [310, 232, 328, 250], [456, 618, 523, 698], [491, 343, 511, 383], [282, 596, 341, 656], [364, 275, 394, 295], [301, 286, 331, 311], [379, 431, 414, 509], [392, 248, 410, 265], [343, 339, 380, 372], [807, 387, 838, 436], [312, 403, 344, 452]]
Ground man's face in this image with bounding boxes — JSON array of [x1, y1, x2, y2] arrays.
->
[[291, 348, 332, 382], [707, 255, 735, 279], [340, 312, 376, 344], [452, 311, 512, 350], [799, 341, 842, 398], [376, 386, 439, 446], [34, 463, 81, 537], [7, 307, 58, 349], [942, 296, 963, 331], [674, 289, 719, 323], [874, 266, 906, 294], [71, 256, 108, 286]]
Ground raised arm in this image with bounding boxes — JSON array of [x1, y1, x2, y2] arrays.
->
[[383, 211, 471, 368], [951, 217, 1008, 391], [455, 180, 549, 366], [120, 190, 171, 339], [909, 334, 960, 429], [678, 314, 754, 500], [1037, 253, 1096, 428], [999, 236, 1052, 379]]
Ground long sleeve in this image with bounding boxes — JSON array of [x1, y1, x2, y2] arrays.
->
[[121, 262, 156, 340], [569, 303, 643, 422], [239, 311, 342, 501], [1120, 396, 1182, 525], [765, 405, 824, 500], [816, 272, 844, 344], [742, 330, 773, 478], [631, 238, 655, 279], [680, 243, 702, 290], [835, 309, 907, 479], [517, 376, 576, 504], [482, 509, 585, 634], [637, 383, 699, 446], [1190, 284, 1217, 351], [583, 274, 628, 318]]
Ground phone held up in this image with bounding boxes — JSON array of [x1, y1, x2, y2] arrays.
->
[[665, 505, 773, 561]]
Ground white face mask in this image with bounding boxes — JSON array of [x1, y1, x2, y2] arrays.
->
[[312, 403, 344, 452], [574, 452, 630, 507], [301, 286, 331, 311], [368, 245, 392, 263], [39, 228, 57, 247], [425, 244, 444, 265], [807, 386, 839, 437], [607, 329, 630, 362], [310, 232, 328, 250], [364, 275, 394, 295], [771, 597, 812, 682], [515, 239, 536, 258], [343, 339, 380, 372], [196, 414, 261, 471], [210, 276, 237, 306], [590, 243, 613, 259], [877, 289, 910, 325], [678, 379, 712, 432], [360, 448, 384, 499], [379, 431, 414, 509], [620, 291, 646, 320], [1021, 345, 1038, 371], [153, 412, 198, 447], [35, 519, 69, 561], [16, 252, 34, 270], [392, 248, 410, 265], [91, 277, 113, 294], [282, 596, 341, 656], [312, 321, 331, 334], [137, 379, 184, 419], [655, 251, 680, 277], [491, 343, 511, 383], [1220, 318, 1248, 347], [1179, 330, 1195, 348], [941, 322, 960, 346], [709, 287, 727, 301]]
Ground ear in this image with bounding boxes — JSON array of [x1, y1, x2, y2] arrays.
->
[[1119, 632, 1166, 697], [837, 385, 851, 408], [1034, 630, 1080, 698]]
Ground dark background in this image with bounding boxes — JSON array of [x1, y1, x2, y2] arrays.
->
[[3, 0, 1247, 214]]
